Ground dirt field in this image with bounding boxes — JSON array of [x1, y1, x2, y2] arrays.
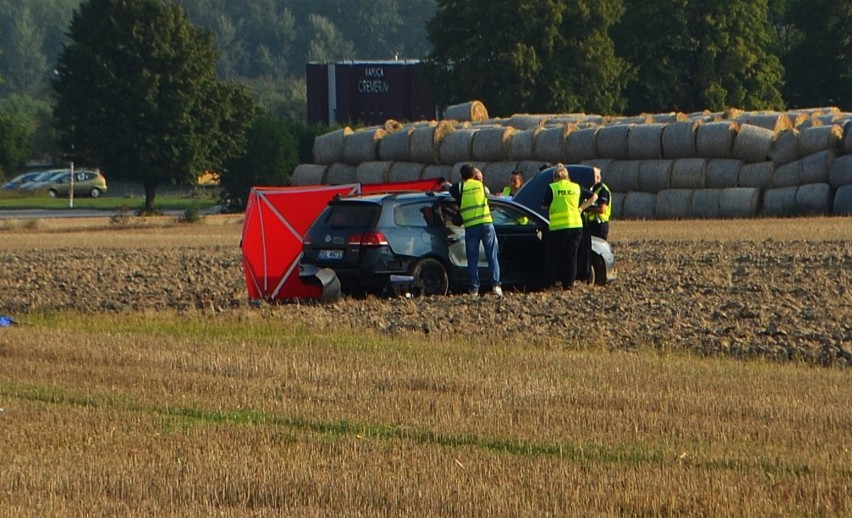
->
[[1, 215, 850, 366]]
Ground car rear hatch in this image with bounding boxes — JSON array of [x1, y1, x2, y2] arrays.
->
[[302, 200, 385, 275]]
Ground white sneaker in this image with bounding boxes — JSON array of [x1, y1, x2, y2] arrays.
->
[[492, 285, 503, 297]]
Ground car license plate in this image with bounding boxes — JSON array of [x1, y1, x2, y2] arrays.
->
[[318, 249, 344, 261]]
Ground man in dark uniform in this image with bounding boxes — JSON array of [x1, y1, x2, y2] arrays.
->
[[584, 167, 612, 240]]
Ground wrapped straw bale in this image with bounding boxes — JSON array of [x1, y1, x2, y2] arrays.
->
[[720, 187, 760, 218], [662, 120, 701, 158], [508, 128, 539, 161], [450, 162, 487, 185], [609, 115, 651, 125], [828, 154, 852, 188], [290, 164, 328, 186], [326, 162, 357, 185], [733, 112, 793, 132], [443, 100, 488, 122], [596, 124, 631, 159], [534, 125, 573, 163], [610, 192, 625, 220], [768, 129, 800, 165], [564, 127, 599, 162], [313, 127, 353, 165], [705, 159, 742, 189], [797, 125, 844, 158], [651, 112, 688, 124], [622, 191, 657, 220], [439, 128, 477, 165], [472, 126, 516, 162], [696, 121, 739, 159], [627, 123, 664, 159], [761, 186, 798, 217], [833, 185, 852, 215], [844, 120, 852, 154], [800, 150, 834, 184], [548, 114, 587, 125], [637, 159, 673, 193], [582, 159, 613, 175], [691, 189, 722, 219], [670, 158, 706, 189], [603, 160, 641, 193], [518, 160, 548, 179], [343, 127, 386, 165], [410, 121, 454, 165], [484, 162, 520, 194], [356, 161, 392, 184], [422, 164, 453, 183], [686, 111, 715, 123], [733, 124, 775, 163], [388, 162, 426, 183], [378, 126, 414, 162], [506, 114, 549, 130], [773, 159, 802, 188], [655, 189, 693, 220], [738, 162, 774, 189], [795, 183, 833, 215]]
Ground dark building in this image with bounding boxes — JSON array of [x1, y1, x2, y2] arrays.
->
[[307, 61, 437, 126]]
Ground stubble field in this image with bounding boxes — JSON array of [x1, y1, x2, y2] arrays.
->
[[0, 215, 850, 516]]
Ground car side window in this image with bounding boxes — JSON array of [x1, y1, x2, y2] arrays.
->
[[394, 202, 433, 228], [490, 204, 534, 227]]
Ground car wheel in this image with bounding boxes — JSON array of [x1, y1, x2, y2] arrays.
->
[[590, 253, 606, 286], [90, 188, 101, 198], [48, 189, 58, 198], [412, 258, 449, 296]]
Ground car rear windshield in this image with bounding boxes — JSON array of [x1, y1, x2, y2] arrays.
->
[[317, 202, 381, 229]]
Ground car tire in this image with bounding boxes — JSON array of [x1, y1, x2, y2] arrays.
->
[[590, 253, 606, 286], [48, 189, 58, 198], [412, 258, 449, 296], [90, 188, 101, 198]]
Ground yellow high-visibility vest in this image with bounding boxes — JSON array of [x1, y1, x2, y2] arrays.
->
[[549, 180, 583, 230], [459, 179, 493, 228]]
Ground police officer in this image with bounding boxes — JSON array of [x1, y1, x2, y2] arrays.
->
[[584, 167, 612, 240], [449, 164, 502, 297], [501, 170, 524, 197], [542, 164, 597, 290]]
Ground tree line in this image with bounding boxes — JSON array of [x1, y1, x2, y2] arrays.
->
[[1, 0, 850, 209]]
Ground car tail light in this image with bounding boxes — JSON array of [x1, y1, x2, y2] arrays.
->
[[347, 231, 388, 246], [303, 235, 312, 245]]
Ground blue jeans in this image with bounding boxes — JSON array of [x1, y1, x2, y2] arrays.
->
[[465, 223, 500, 292]]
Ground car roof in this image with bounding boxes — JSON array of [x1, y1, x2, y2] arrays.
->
[[334, 190, 452, 204]]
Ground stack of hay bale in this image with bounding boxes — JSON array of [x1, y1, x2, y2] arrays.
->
[[292, 103, 852, 219]]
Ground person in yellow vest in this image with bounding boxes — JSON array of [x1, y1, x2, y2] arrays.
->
[[583, 167, 612, 240], [449, 164, 502, 297], [501, 170, 524, 197], [541, 164, 597, 290]]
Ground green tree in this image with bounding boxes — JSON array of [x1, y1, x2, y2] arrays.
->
[[306, 14, 356, 63], [0, 108, 32, 178], [783, 0, 852, 110], [52, 0, 255, 211], [615, 0, 785, 113], [424, 0, 631, 117]]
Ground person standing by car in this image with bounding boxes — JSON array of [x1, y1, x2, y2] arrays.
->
[[449, 164, 503, 297], [542, 164, 597, 290], [583, 167, 612, 240], [501, 170, 524, 197]]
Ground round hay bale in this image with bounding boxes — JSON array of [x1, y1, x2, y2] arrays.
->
[[691, 189, 722, 219], [603, 160, 641, 193], [733, 123, 775, 163], [508, 128, 539, 161], [356, 161, 392, 184], [768, 129, 800, 165], [637, 159, 673, 193], [655, 189, 693, 219], [662, 120, 701, 158], [670, 158, 707, 189], [798, 125, 844, 158], [484, 162, 520, 194], [582, 159, 613, 175], [800, 150, 834, 185], [651, 112, 688, 124], [506, 114, 549, 130], [844, 119, 852, 154], [326, 162, 357, 185], [450, 162, 487, 186], [622, 191, 657, 220], [735, 112, 793, 132], [517, 160, 548, 179], [534, 125, 573, 163], [377, 127, 414, 162], [738, 162, 774, 189], [388, 162, 426, 183], [719, 187, 760, 218], [422, 164, 453, 183], [472, 126, 516, 162], [564, 127, 599, 162], [290, 164, 328, 186], [410, 121, 453, 165], [761, 186, 798, 217], [596, 124, 631, 159], [439, 128, 477, 165], [443, 100, 488, 122], [609, 192, 625, 220], [343, 127, 387, 165], [313, 127, 353, 165], [696, 121, 739, 158], [795, 183, 833, 216], [828, 154, 852, 188], [833, 185, 852, 215], [772, 159, 802, 188], [705, 159, 742, 189], [627, 123, 664, 159]]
